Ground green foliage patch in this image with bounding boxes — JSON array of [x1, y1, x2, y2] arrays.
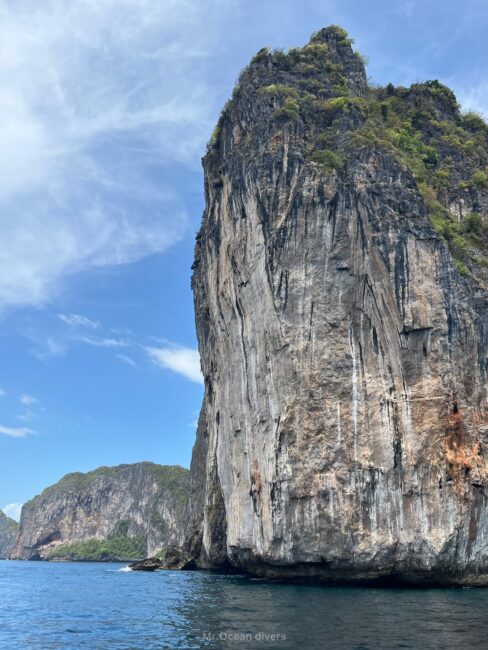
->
[[45, 520, 146, 561], [273, 97, 301, 123], [418, 183, 488, 269], [259, 84, 299, 98], [310, 149, 345, 171], [471, 170, 488, 190]]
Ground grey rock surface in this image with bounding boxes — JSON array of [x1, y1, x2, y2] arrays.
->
[[129, 557, 162, 571], [186, 27, 488, 584]]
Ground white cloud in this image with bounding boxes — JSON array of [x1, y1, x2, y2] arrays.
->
[[2, 503, 23, 522], [17, 394, 44, 423], [78, 336, 129, 348], [0, 0, 232, 312], [456, 82, 488, 118], [31, 336, 67, 360], [58, 313, 100, 329], [0, 424, 34, 438], [17, 410, 37, 422], [110, 327, 133, 336], [0, 388, 5, 396], [20, 393, 39, 407], [146, 345, 203, 384], [116, 353, 136, 367]]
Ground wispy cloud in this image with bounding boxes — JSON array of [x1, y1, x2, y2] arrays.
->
[[0, 424, 34, 438], [116, 353, 136, 367], [30, 336, 67, 361], [20, 394, 39, 407], [0, 0, 232, 312], [17, 410, 37, 423], [456, 81, 488, 118], [26, 319, 133, 361], [58, 313, 100, 329], [2, 503, 23, 522], [0, 388, 5, 397], [110, 327, 133, 336], [17, 394, 43, 423], [78, 336, 129, 348], [146, 345, 203, 384]]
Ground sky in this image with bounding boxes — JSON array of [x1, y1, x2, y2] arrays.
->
[[1, 0, 488, 520]]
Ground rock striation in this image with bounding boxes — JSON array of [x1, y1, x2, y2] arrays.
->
[[11, 463, 188, 561], [186, 26, 488, 584], [0, 510, 18, 559]]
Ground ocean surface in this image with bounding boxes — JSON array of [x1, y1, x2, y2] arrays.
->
[[0, 560, 487, 649]]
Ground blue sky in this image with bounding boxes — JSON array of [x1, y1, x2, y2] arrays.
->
[[1, 0, 488, 520]]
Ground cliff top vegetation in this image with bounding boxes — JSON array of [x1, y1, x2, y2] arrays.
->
[[208, 25, 488, 276]]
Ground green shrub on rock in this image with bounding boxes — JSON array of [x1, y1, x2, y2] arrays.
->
[[472, 170, 488, 190], [310, 149, 345, 171], [273, 97, 301, 122], [462, 212, 485, 237]]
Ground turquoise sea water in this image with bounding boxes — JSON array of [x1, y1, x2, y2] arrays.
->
[[0, 560, 487, 649]]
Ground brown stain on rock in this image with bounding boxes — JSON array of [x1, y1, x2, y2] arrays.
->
[[445, 401, 485, 493]]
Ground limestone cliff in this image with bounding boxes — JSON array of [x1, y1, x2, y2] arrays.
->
[[187, 26, 488, 584], [11, 463, 188, 561], [0, 510, 18, 559]]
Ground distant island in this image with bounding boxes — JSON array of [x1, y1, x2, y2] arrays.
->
[[9, 462, 188, 562], [0, 510, 18, 558]]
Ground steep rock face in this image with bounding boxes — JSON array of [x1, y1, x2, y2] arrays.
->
[[188, 27, 488, 584], [11, 463, 188, 561], [0, 510, 18, 559]]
